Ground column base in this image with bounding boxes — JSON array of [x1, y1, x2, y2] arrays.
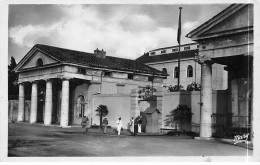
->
[[44, 124, 53, 127], [58, 125, 72, 128], [195, 137, 215, 141]]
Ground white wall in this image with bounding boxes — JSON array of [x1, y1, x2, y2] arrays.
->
[[148, 60, 227, 90]]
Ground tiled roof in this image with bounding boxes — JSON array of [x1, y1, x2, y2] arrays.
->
[[144, 107, 161, 114], [35, 44, 167, 76], [136, 49, 198, 63]]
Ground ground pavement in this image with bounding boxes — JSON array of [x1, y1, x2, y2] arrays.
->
[[6, 122, 253, 160]]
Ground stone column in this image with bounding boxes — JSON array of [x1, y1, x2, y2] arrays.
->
[[156, 87, 164, 129], [44, 79, 53, 125], [130, 89, 140, 117], [17, 83, 25, 122], [199, 59, 213, 138], [60, 79, 70, 127], [30, 82, 38, 123]]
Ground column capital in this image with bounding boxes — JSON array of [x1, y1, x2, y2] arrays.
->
[[196, 56, 214, 65], [30, 80, 41, 84], [17, 81, 24, 85], [45, 78, 54, 82], [61, 77, 71, 81]]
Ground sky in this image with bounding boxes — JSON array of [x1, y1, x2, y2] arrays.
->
[[8, 3, 231, 63]]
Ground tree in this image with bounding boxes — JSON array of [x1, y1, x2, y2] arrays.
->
[[164, 105, 192, 131], [8, 56, 19, 97], [95, 104, 108, 127]]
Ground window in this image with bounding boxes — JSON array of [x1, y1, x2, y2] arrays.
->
[[117, 84, 125, 94], [162, 68, 167, 74], [187, 65, 193, 77], [78, 68, 86, 75], [128, 74, 134, 79], [36, 58, 43, 67], [184, 46, 190, 50], [104, 71, 112, 77], [161, 50, 166, 54], [77, 95, 85, 117], [174, 67, 179, 78], [150, 52, 155, 55], [172, 48, 178, 52], [197, 45, 199, 48]]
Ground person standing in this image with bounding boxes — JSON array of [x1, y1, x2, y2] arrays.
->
[[130, 117, 135, 134], [138, 116, 142, 133], [116, 117, 122, 135], [102, 117, 108, 134], [134, 116, 139, 136], [81, 116, 89, 134]]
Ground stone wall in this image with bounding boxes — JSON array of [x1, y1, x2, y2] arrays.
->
[[162, 90, 228, 133], [91, 94, 131, 129], [8, 89, 229, 135], [9, 100, 31, 123]]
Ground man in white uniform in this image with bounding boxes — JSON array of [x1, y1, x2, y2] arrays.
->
[[116, 117, 122, 135]]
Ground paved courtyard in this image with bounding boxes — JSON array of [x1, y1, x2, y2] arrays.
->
[[7, 123, 252, 160]]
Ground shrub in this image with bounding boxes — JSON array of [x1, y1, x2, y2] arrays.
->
[[186, 82, 201, 91], [166, 85, 184, 92]]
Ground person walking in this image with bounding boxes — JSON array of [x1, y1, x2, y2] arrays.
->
[[81, 116, 89, 134], [102, 117, 108, 134], [116, 117, 122, 135]]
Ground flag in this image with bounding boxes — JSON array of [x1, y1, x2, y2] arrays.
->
[[177, 7, 182, 45]]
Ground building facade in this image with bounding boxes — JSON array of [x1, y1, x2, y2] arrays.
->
[[14, 44, 167, 127], [136, 43, 228, 90], [186, 4, 253, 139]]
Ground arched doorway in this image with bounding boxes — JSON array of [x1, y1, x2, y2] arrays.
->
[[74, 95, 88, 124]]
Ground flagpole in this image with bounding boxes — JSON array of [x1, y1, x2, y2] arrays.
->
[[177, 7, 182, 88]]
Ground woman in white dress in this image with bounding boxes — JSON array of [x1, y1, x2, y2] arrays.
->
[[116, 117, 123, 135], [138, 116, 142, 133]]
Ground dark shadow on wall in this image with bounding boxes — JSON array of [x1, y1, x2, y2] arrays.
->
[[179, 91, 192, 131]]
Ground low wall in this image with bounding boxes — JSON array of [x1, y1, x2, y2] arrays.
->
[[8, 89, 228, 134], [8, 100, 31, 123], [162, 91, 192, 131], [91, 94, 131, 129], [162, 90, 228, 133]]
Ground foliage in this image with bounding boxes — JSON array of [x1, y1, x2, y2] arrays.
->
[[8, 56, 19, 96], [164, 105, 192, 131], [138, 85, 157, 101], [165, 85, 184, 92], [95, 104, 108, 127], [186, 82, 201, 91]]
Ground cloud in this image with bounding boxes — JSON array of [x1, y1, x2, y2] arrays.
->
[[9, 5, 178, 59], [183, 21, 199, 31], [9, 23, 60, 47]]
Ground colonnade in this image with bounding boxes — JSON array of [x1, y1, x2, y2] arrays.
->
[[17, 78, 70, 127]]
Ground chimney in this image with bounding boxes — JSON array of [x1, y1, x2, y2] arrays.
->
[[94, 48, 106, 58]]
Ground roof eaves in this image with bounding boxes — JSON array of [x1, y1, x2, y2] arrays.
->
[[150, 42, 198, 51]]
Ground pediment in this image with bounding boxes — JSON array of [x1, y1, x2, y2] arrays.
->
[[20, 50, 59, 69], [186, 4, 253, 40], [201, 5, 253, 36]]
